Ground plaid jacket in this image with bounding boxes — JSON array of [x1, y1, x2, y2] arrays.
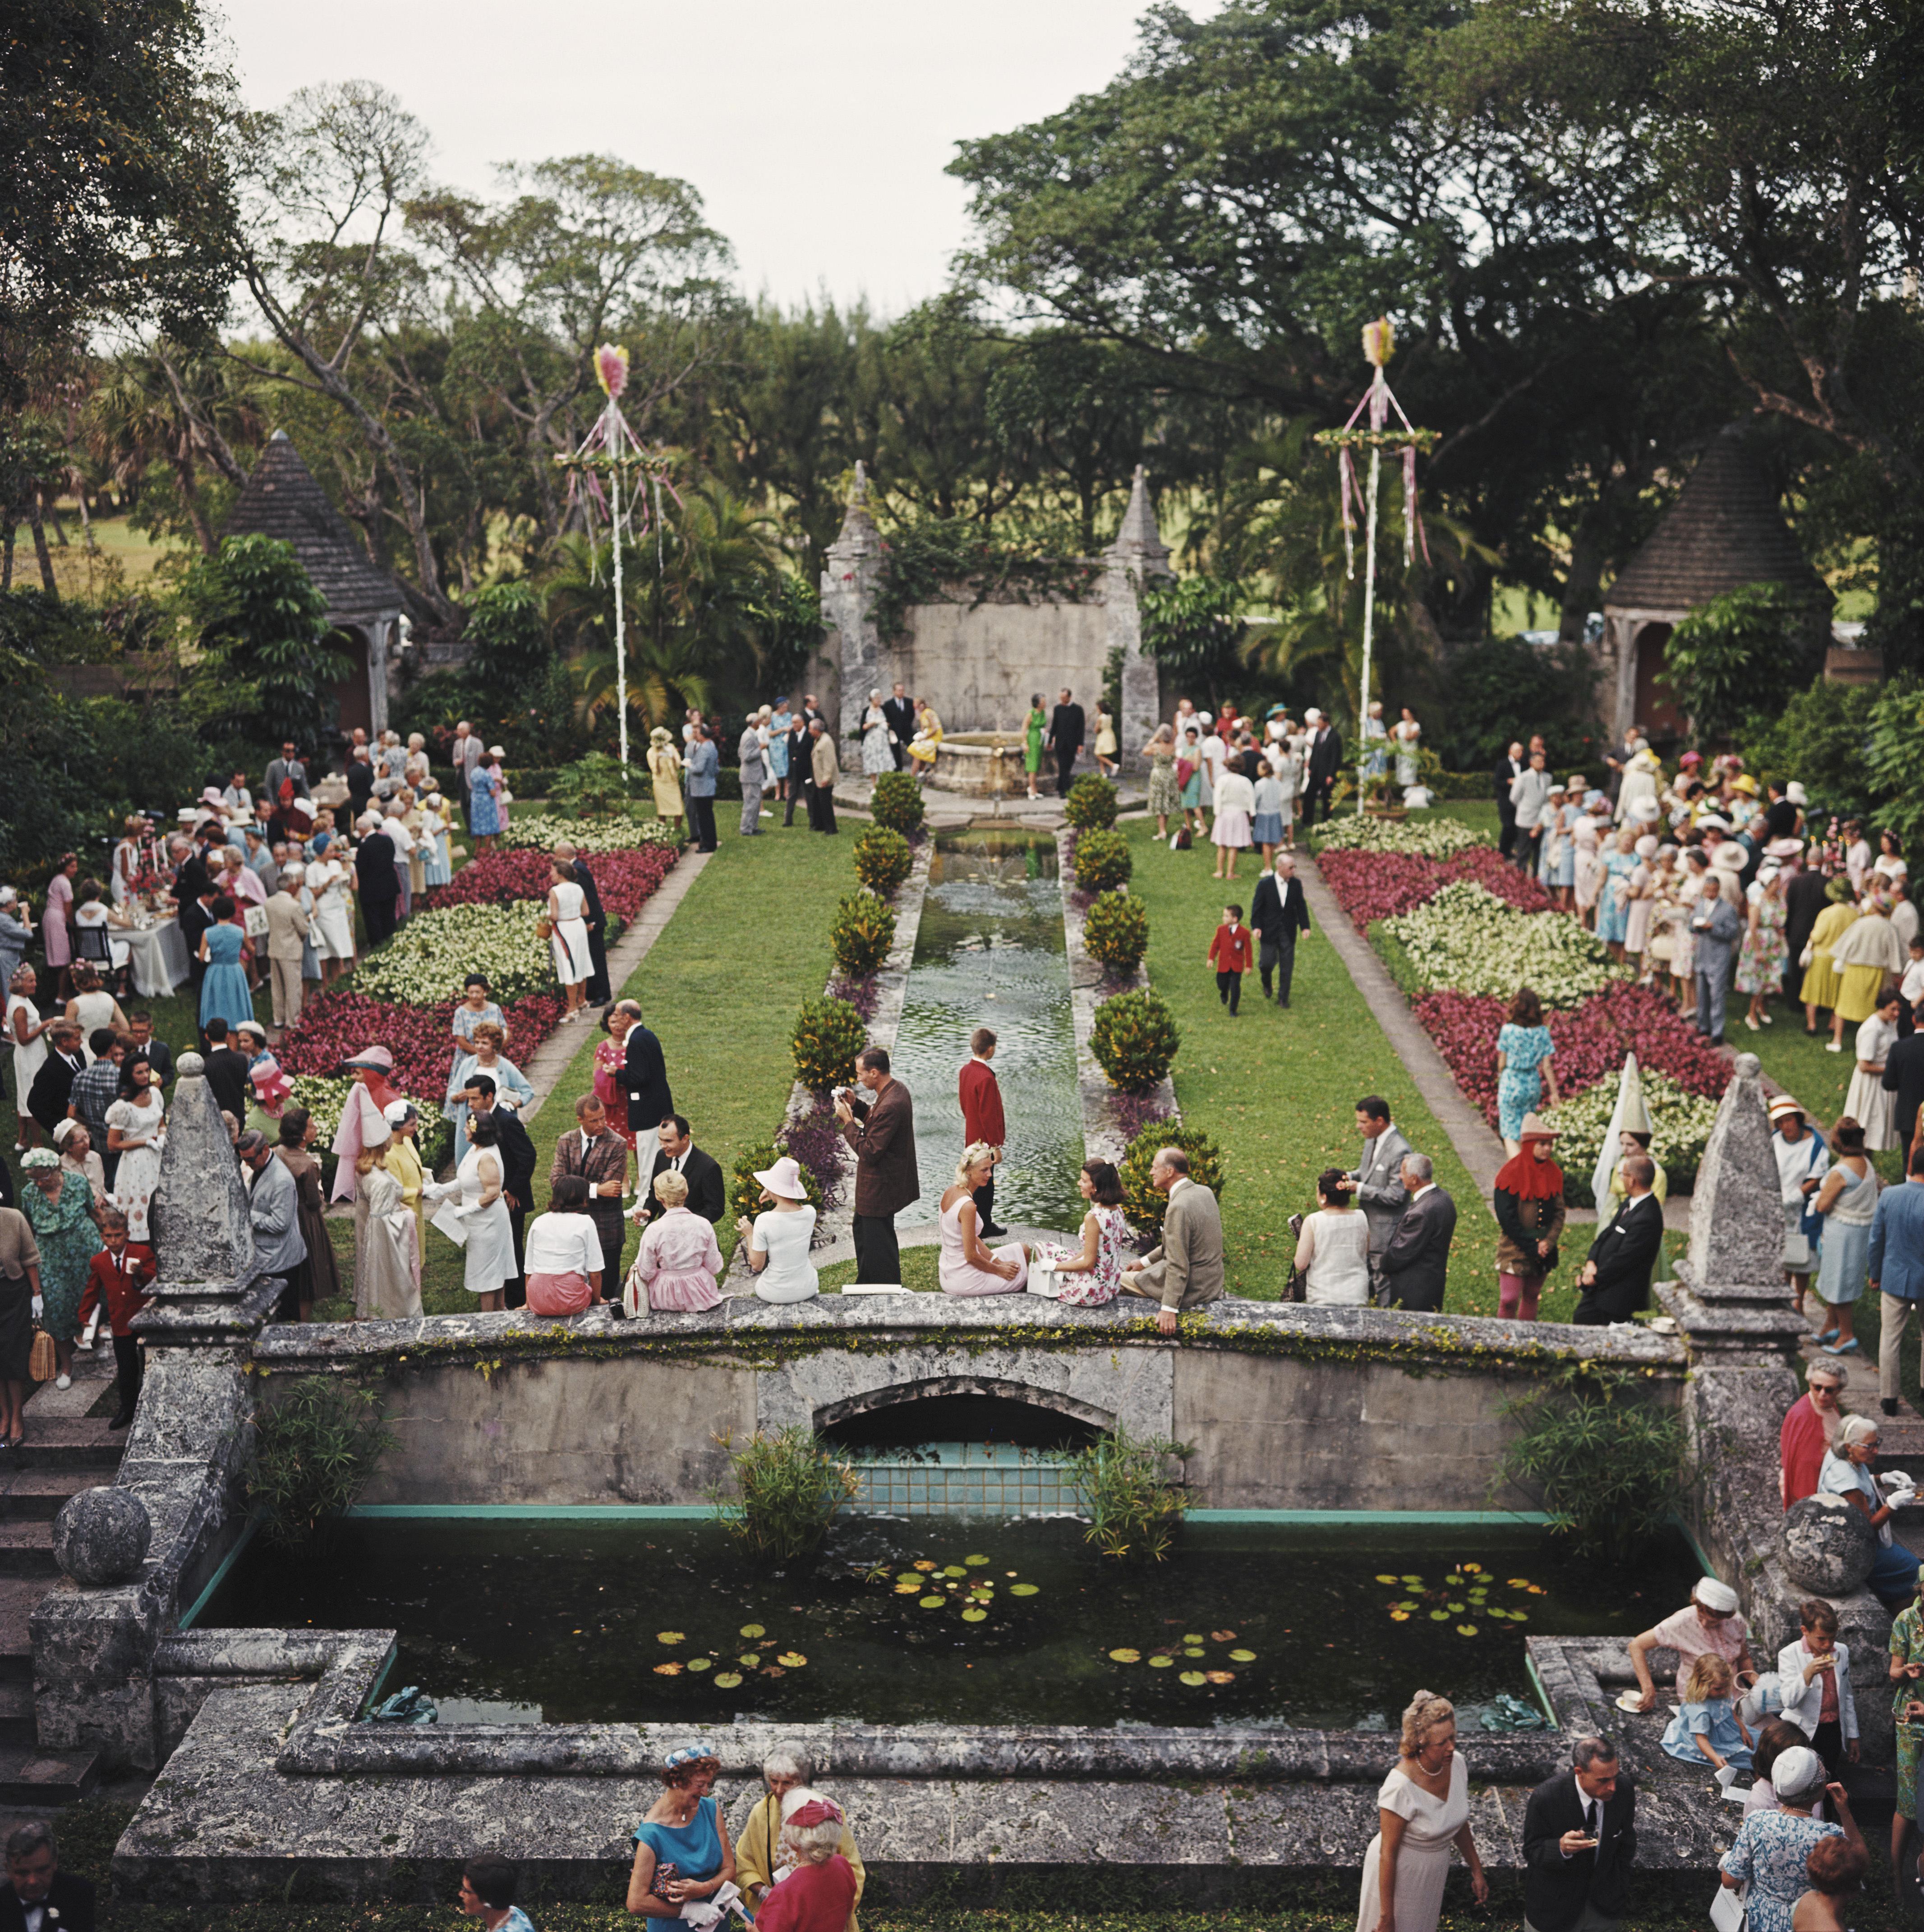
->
[[69, 1058, 123, 1139]]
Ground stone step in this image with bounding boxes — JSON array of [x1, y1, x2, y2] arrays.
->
[[0, 1681, 36, 1746], [7, 1419, 122, 1471], [0, 1470, 101, 1522], [0, 1582, 48, 1682], [0, 1750, 99, 1806], [0, 1524, 59, 1580]]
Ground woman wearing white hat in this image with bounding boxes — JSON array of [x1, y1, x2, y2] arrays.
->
[[1718, 1742, 1859, 1932], [1628, 1576, 1758, 1713], [734, 1155, 818, 1304], [1737, 865, 1790, 1031]]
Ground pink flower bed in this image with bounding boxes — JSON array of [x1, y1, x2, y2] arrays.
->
[[1412, 982, 1727, 1129], [1318, 847, 1555, 927], [277, 990, 568, 1096], [420, 844, 676, 925]]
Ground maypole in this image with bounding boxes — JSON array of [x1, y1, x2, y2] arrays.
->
[[1314, 319, 1438, 813]]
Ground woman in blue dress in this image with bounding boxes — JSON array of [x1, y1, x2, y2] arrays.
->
[[1495, 986, 1560, 1153], [198, 897, 255, 1038], [446, 1021, 532, 1167], [626, 1744, 736, 1919], [419, 792, 453, 887], [1597, 828, 1637, 954], [768, 703, 792, 793], [469, 757, 502, 852]]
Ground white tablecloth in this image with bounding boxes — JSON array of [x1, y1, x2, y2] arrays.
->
[[123, 919, 191, 998]]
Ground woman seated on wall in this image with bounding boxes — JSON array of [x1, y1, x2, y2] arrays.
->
[[522, 1175, 604, 1317], [938, 1143, 1028, 1296], [634, 1169, 723, 1312], [626, 1744, 735, 1919]]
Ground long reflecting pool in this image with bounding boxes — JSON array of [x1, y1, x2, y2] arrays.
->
[[199, 1516, 1701, 1731]]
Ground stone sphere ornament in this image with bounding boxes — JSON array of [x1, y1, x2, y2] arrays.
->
[[52, 1485, 152, 1586], [1781, 1492, 1876, 1596]]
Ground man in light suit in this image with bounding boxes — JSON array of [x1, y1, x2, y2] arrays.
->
[[262, 866, 311, 1036], [1376, 1153, 1456, 1313], [1349, 1095, 1412, 1299], [1575, 1154, 1663, 1324], [1690, 870, 1744, 1045], [1522, 1734, 1637, 1932], [1249, 852, 1312, 1005], [882, 682, 916, 771], [451, 720, 483, 823], [808, 719, 839, 835], [1119, 1146, 1224, 1334], [264, 741, 310, 802]]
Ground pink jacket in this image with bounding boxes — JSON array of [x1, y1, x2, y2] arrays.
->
[[636, 1204, 723, 1311]]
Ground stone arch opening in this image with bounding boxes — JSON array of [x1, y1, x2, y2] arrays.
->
[[816, 1377, 1111, 1452]]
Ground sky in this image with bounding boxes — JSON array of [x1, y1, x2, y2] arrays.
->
[[211, 0, 1203, 317]]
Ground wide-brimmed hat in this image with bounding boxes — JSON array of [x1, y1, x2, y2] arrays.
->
[[1709, 843, 1747, 872], [1766, 837, 1803, 860], [1696, 812, 1730, 833], [341, 1046, 395, 1072], [1768, 1097, 1806, 1123], [1517, 1112, 1558, 1140], [1730, 773, 1759, 796], [753, 1155, 808, 1201], [1785, 781, 1808, 805]]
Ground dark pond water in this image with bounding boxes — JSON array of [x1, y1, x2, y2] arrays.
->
[[888, 831, 1084, 1233], [201, 1517, 1702, 1730]]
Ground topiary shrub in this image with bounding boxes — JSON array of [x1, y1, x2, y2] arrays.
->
[[1083, 890, 1148, 973], [1073, 827, 1132, 893], [1065, 772, 1118, 831], [852, 824, 914, 895], [1091, 988, 1179, 1092], [1118, 1118, 1226, 1242], [829, 891, 897, 978], [869, 770, 925, 835], [791, 995, 866, 1093], [730, 1144, 827, 1224]]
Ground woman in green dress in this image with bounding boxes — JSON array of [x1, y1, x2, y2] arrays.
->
[[19, 1148, 100, 1387], [1024, 695, 1047, 800]]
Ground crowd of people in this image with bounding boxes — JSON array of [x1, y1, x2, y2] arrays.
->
[[1143, 696, 1354, 856]]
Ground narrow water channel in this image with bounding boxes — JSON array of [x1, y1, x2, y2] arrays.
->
[[888, 830, 1084, 1232]]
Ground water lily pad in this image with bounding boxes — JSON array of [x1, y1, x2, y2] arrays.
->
[[656, 1631, 685, 1645], [714, 1672, 743, 1689], [1109, 1648, 1142, 1663], [961, 1608, 988, 1623], [1229, 1648, 1257, 1662], [762, 1665, 787, 1678], [1446, 1601, 1466, 1613], [943, 1565, 968, 1578], [738, 1653, 761, 1669], [653, 1662, 683, 1676], [1182, 1632, 1204, 1644], [1508, 1577, 1531, 1588], [777, 1651, 807, 1667], [1429, 1609, 1450, 1621], [1401, 1574, 1423, 1585], [1528, 1584, 1546, 1594], [1148, 1655, 1174, 1668], [914, 1559, 937, 1571], [1374, 1574, 1400, 1584], [1211, 1628, 1236, 1642], [919, 1596, 945, 1609], [896, 1573, 922, 1586], [1183, 1647, 1206, 1658], [687, 1657, 712, 1672], [1511, 1611, 1528, 1623], [965, 1554, 990, 1566], [1179, 1671, 1208, 1686], [1462, 1562, 1482, 1573], [1456, 1624, 1478, 1637], [1009, 1583, 1039, 1596], [740, 1623, 766, 1638], [1389, 1610, 1411, 1622], [894, 1583, 919, 1595], [1205, 1670, 1234, 1684]]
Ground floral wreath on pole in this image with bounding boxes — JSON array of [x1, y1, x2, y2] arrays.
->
[[1313, 319, 1439, 813], [553, 345, 679, 770]]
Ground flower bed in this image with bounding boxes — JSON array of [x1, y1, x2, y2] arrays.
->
[[288, 1075, 453, 1173], [500, 813, 681, 854], [1382, 881, 1622, 1008], [1312, 816, 1487, 859], [419, 844, 676, 923], [1542, 1072, 1722, 1208], [1318, 847, 1555, 927], [276, 991, 568, 1098]]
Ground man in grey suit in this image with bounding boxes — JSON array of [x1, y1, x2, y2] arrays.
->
[[1376, 1153, 1457, 1313], [1349, 1095, 1412, 1302], [1119, 1147, 1224, 1334]]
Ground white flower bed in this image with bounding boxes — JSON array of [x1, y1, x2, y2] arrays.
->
[[350, 901, 552, 1005], [1383, 880, 1623, 1007], [1314, 815, 1487, 858], [288, 1076, 452, 1166], [500, 813, 681, 854]]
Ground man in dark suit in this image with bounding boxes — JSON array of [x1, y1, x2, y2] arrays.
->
[[640, 1114, 725, 1228], [1574, 1154, 1663, 1324], [834, 1045, 918, 1283], [199, 1018, 252, 1122], [125, 1013, 173, 1089], [27, 1024, 84, 1138], [178, 885, 217, 995], [882, 681, 916, 771], [783, 710, 812, 827], [1049, 689, 1086, 797], [1783, 862, 1831, 1002], [0, 1818, 97, 1932], [1522, 1734, 1636, 1932], [171, 835, 212, 910], [1303, 708, 1343, 825], [469, 1074, 536, 1307], [556, 840, 611, 1005], [1249, 853, 1312, 1006], [1886, 1021, 1924, 1147], [620, 1002, 673, 1135], [1495, 740, 1525, 861], [550, 1094, 630, 1293], [353, 816, 400, 946], [345, 747, 376, 816], [1376, 1154, 1456, 1313]]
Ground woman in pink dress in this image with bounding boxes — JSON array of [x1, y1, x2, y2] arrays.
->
[[594, 1005, 640, 1151], [1033, 1159, 1135, 1307], [938, 1144, 1028, 1296], [41, 854, 76, 993], [634, 1169, 723, 1310]]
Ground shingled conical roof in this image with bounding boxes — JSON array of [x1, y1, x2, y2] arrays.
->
[[221, 431, 402, 616], [1604, 426, 1826, 613]]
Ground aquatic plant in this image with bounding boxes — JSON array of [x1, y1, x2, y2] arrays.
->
[[852, 824, 914, 895], [1082, 890, 1149, 973], [1063, 1427, 1194, 1563], [710, 1427, 860, 1560], [246, 1376, 393, 1548], [1064, 772, 1118, 831]]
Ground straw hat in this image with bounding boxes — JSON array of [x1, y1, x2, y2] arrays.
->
[[1730, 773, 1759, 797], [1517, 1112, 1558, 1140], [752, 1155, 809, 1201], [1709, 843, 1748, 873]]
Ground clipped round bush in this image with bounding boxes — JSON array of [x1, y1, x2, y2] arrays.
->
[[1065, 773, 1119, 831], [1091, 988, 1179, 1093], [791, 995, 867, 1093], [730, 1144, 826, 1223], [1083, 890, 1149, 973], [852, 824, 914, 895], [1074, 827, 1133, 894], [1118, 1119, 1227, 1243], [869, 770, 925, 836], [829, 891, 897, 978]]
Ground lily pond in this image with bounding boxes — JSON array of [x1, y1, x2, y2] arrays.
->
[[199, 1517, 1703, 1730]]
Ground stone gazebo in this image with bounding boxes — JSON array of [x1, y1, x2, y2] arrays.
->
[[221, 430, 405, 739], [1600, 425, 1829, 745]]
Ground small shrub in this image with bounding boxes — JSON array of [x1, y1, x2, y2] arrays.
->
[[246, 1377, 393, 1548], [730, 1145, 827, 1225], [1083, 890, 1148, 973], [548, 751, 646, 818], [829, 891, 897, 977], [1118, 1118, 1226, 1241], [869, 770, 925, 835], [1091, 988, 1179, 1093], [1073, 827, 1132, 893], [791, 995, 866, 1093], [709, 1427, 860, 1560], [852, 824, 914, 895], [1065, 772, 1118, 831], [1063, 1427, 1194, 1562]]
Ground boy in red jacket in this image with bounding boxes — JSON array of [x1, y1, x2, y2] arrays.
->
[[77, 1207, 153, 1430], [1207, 904, 1253, 1016], [958, 1025, 1008, 1237]]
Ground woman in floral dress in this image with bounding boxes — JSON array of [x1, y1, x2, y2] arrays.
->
[[1737, 867, 1790, 1031], [1495, 987, 1560, 1154], [1144, 726, 1181, 838], [1034, 1160, 1135, 1307], [21, 1148, 100, 1385]]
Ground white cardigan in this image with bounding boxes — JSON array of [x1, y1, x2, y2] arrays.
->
[[1775, 1637, 1859, 1743]]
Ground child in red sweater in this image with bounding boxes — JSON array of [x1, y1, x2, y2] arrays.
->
[[77, 1208, 153, 1430], [1207, 905, 1253, 1015]]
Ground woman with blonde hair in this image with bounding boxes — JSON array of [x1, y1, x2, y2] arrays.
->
[[1144, 724, 1181, 838], [1356, 1690, 1488, 1932], [634, 1168, 723, 1311], [938, 1143, 1029, 1295]]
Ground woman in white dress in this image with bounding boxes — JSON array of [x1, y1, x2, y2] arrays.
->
[[1295, 1169, 1372, 1305], [428, 1111, 515, 1310], [308, 854, 355, 981], [351, 1130, 422, 1321], [105, 1060, 166, 1240], [1355, 1692, 1488, 1932], [938, 1144, 1029, 1296], [1844, 985, 1904, 1150], [1392, 708, 1423, 789], [7, 966, 50, 1152], [419, 792, 453, 887], [64, 964, 127, 1061], [860, 689, 894, 777], [546, 858, 592, 1020], [110, 819, 146, 906], [734, 1154, 819, 1304]]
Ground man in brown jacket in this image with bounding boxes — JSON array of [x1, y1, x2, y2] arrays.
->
[[834, 1045, 917, 1282], [549, 1095, 631, 1296], [262, 868, 312, 1036], [1119, 1146, 1224, 1334], [807, 719, 839, 835]]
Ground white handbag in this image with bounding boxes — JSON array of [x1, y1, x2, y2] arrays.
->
[[622, 1258, 650, 1318], [1710, 1880, 1747, 1932]]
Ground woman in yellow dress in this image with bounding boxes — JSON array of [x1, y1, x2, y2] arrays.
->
[[647, 727, 685, 830], [1799, 876, 1858, 1039], [907, 702, 943, 782], [1827, 887, 1906, 1050]]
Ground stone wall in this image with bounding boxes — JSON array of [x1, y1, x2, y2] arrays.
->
[[885, 598, 1110, 735]]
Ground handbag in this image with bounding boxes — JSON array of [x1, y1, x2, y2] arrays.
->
[[28, 1329, 55, 1383], [243, 903, 270, 939], [622, 1257, 650, 1318], [535, 914, 554, 941], [1781, 1230, 1814, 1271], [1709, 1880, 1747, 1932]]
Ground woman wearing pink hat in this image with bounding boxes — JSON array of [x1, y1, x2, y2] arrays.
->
[[735, 1155, 818, 1303]]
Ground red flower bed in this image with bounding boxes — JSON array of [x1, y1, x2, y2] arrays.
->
[[419, 844, 675, 926], [276, 990, 569, 1097], [1413, 982, 1727, 1129], [1318, 848, 1554, 927]]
